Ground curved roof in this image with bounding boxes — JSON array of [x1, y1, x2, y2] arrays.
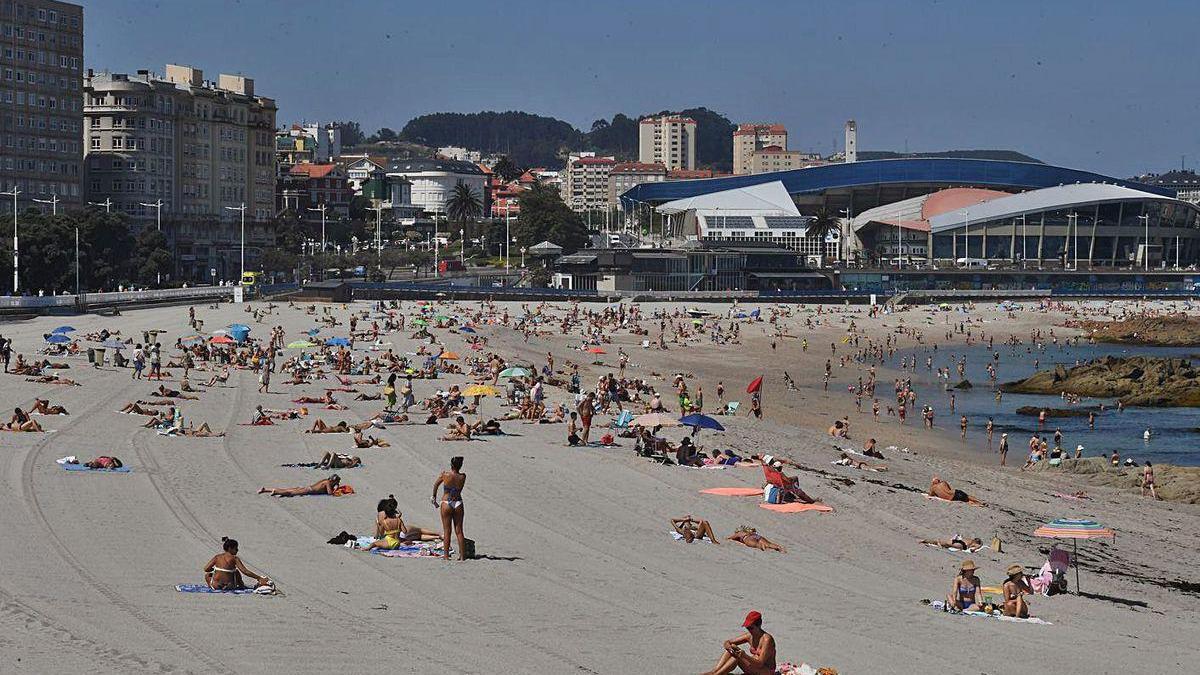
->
[[618, 158, 1172, 203], [926, 183, 1191, 233], [658, 181, 799, 216], [852, 188, 1011, 233], [387, 158, 485, 175]]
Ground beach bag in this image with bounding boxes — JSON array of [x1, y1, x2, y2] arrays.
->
[[763, 485, 783, 504], [991, 536, 1003, 553], [462, 538, 476, 559]]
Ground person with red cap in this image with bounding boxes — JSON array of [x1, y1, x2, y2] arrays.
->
[[703, 610, 776, 675]]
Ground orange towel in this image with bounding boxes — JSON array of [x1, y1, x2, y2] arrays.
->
[[700, 487, 764, 497], [758, 502, 833, 513]]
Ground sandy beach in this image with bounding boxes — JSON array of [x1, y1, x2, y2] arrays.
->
[[1, 297, 1198, 674]]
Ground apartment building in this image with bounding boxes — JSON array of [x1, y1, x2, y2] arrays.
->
[[748, 147, 825, 174], [0, 0, 84, 208], [608, 162, 665, 210], [638, 115, 695, 171], [732, 123, 787, 175], [276, 122, 341, 173], [560, 152, 615, 213], [83, 64, 277, 282]]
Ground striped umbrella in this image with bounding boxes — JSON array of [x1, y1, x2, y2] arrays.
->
[[1033, 518, 1115, 593]]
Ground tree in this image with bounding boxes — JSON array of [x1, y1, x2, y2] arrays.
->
[[806, 208, 840, 255], [492, 155, 521, 182], [0, 209, 135, 293], [334, 120, 366, 147], [370, 127, 399, 142], [132, 227, 172, 287], [513, 183, 590, 254], [445, 180, 482, 228]]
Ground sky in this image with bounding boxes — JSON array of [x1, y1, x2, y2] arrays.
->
[[83, 0, 1200, 177]]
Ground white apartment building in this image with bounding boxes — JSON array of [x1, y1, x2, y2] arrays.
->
[[638, 115, 695, 171], [732, 123, 787, 175], [561, 152, 615, 213], [608, 162, 665, 210]]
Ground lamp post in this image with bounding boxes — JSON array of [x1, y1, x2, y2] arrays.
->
[[1137, 214, 1149, 271], [459, 228, 465, 264], [140, 199, 165, 285], [505, 206, 511, 271], [839, 207, 852, 265], [2, 188, 21, 294], [368, 203, 383, 272], [307, 203, 327, 253], [432, 206, 440, 278], [32, 194, 59, 215], [520, 246, 526, 268], [88, 197, 113, 213], [223, 202, 247, 282]]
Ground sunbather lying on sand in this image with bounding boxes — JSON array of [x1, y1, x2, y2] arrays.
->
[[202, 367, 230, 387], [834, 452, 887, 471], [5, 408, 44, 432], [306, 420, 350, 433], [26, 374, 79, 385], [318, 452, 361, 469], [119, 402, 158, 415], [83, 456, 123, 469], [30, 398, 68, 415], [152, 384, 199, 400], [294, 392, 335, 405], [921, 536, 983, 551], [729, 527, 785, 553], [259, 474, 340, 497], [353, 430, 390, 448], [928, 476, 985, 505], [671, 516, 719, 544], [179, 422, 224, 437]]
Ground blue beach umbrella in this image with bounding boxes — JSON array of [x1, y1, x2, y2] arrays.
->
[[325, 337, 350, 347], [227, 323, 250, 331], [679, 414, 725, 432], [45, 334, 71, 344], [460, 326, 476, 334], [52, 325, 76, 334], [306, 328, 321, 336], [101, 339, 127, 349]]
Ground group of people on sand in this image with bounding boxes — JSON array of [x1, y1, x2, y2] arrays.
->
[[945, 559, 1034, 619], [670, 516, 786, 553]]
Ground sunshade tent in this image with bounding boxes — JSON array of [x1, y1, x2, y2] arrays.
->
[[679, 414, 725, 432], [463, 384, 500, 397], [411, 318, 429, 326], [45, 334, 71, 344], [325, 337, 350, 346], [459, 326, 476, 334], [179, 335, 204, 345], [101, 339, 127, 350], [287, 340, 317, 349], [438, 351, 460, 360], [51, 325, 75, 334], [498, 367, 531, 378], [210, 335, 236, 345], [587, 347, 606, 354], [631, 412, 681, 428], [1033, 518, 1115, 593]]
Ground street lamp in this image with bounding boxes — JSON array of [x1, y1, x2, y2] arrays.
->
[[505, 205, 512, 271], [459, 228, 465, 264], [1, 187, 20, 294], [368, 203, 384, 271], [140, 199, 165, 286], [224, 202, 247, 282], [1137, 214, 1150, 271], [307, 203, 327, 253], [520, 246, 526, 268], [32, 194, 59, 216], [88, 197, 113, 213], [838, 207, 852, 265]]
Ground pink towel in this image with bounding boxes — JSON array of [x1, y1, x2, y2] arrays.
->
[[758, 502, 833, 513], [700, 487, 764, 497]]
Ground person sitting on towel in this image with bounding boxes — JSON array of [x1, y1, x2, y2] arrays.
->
[[5, 407, 44, 432], [204, 537, 271, 590], [31, 398, 68, 415], [928, 476, 985, 505], [671, 516, 719, 544], [1003, 564, 1034, 618], [704, 610, 776, 675], [946, 560, 983, 611]]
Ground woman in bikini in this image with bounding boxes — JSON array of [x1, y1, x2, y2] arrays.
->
[[946, 560, 983, 611], [306, 420, 350, 433], [6, 407, 44, 432], [30, 398, 68, 415], [259, 474, 340, 497], [1002, 564, 1033, 618], [203, 537, 270, 590], [352, 430, 390, 448], [921, 536, 983, 551], [368, 501, 441, 550], [432, 456, 467, 560], [671, 516, 719, 544], [728, 527, 785, 553]]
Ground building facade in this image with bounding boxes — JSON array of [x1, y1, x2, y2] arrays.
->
[[732, 123, 787, 175], [608, 161, 665, 210], [638, 115, 695, 171], [560, 153, 615, 213], [0, 0, 84, 209], [748, 147, 824, 174], [385, 157, 487, 217], [276, 123, 340, 174]]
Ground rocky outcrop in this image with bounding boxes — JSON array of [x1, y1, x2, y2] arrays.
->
[[1014, 406, 1096, 418], [1066, 314, 1200, 346], [1000, 356, 1200, 407]]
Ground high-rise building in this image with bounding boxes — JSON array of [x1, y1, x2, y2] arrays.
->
[[608, 162, 666, 210], [638, 115, 696, 171], [560, 152, 615, 213], [732, 123, 787, 175], [0, 0, 84, 209], [83, 64, 277, 281]]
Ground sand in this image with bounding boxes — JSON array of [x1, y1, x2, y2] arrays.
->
[[0, 297, 1197, 674]]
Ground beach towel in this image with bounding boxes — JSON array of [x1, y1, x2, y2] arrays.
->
[[175, 584, 269, 595], [670, 530, 714, 542], [928, 600, 1051, 624], [700, 487, 764, 497], [62, 463, 131, 473], [923, 542, 986, 553], [613, 410, 634, 428], [280, 462, 362, 469], [759, 502, 833, 513], [923, 494, 984, 507]]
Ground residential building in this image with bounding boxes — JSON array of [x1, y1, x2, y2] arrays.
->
[[638, 115, 696, 170], [277, 162, 351, 216], [276, 123, 340, 173], [83, 63, 277, 282], [339, 153, 386, 194], [0, 0, 84, 209], [385, 157, 487, 217], [667, 168, 714, 180], [608, 162, 665, 210], [732, 123, 787, 175], [560, 152, 615, 213], [437, 145, 481, 163], [748, 147, 825, 174]]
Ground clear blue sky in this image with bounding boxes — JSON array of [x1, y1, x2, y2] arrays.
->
[[84, 0, 1200, 177]]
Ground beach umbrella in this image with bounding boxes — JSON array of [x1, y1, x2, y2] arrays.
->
[[179, 335, 204, 346], [306, 328, 321, 336], [51, 325, 75, 334], [325, 337, 350, 347], [211, 329, 230, 336], [227, 323, 250, 331], [1033, 518, 1115, 593], [463, 384, 500, 397], [587, 347, 606, 354], [411, 318, 429, 326], [101, 339, 127, 350], [631, 412, 681, 428], [460, 326, 476, 333], [438, 351, 460, 360], [210, 335, 236, 345], [287, 340, 317, 349], [45, 334, 71, 344], [499, 367, 531, 379], [679, 414, 725, 432], [692, 319, 704, 325], [434, 315, 450, 322]]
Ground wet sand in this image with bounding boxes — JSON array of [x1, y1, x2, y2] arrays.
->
[[0, 298, 1197, 673]]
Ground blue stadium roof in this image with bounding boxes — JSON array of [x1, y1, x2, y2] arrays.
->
[[618, 158, 1172, 203]]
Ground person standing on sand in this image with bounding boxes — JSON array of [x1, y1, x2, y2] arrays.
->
[[704, 611, 776, 675], [960, 414, 968, 440], [998, 433, 1009, 466], [986, 417, 994, 445], [432, 456, 467, 561], [577, 392, 594, 444], [1142, 462, 1159, 500]]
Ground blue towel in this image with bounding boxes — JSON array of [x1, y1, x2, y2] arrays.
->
[[62, 463, 131, 473], [175, 584, 256, 594]]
